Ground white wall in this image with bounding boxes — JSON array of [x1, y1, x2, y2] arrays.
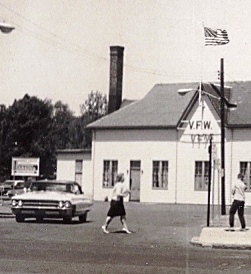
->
[[230, 128, 251, 206], [56, 152, 93, 198], [56, 98, 251, 205], [92, 129, 177, 203]]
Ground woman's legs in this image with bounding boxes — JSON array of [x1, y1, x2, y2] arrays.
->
[[120, 215, 131, 234], [102, 216, 113, 233]]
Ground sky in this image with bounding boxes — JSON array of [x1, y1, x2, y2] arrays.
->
[[0, 0, 251, 116]]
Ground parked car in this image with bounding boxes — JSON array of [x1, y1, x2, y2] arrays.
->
[[0, 180, 25, 196], [11, 180, 93, 223], [7, 181, 27, 198]]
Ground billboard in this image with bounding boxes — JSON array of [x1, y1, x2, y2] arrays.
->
[[11, 157, 40, 177]]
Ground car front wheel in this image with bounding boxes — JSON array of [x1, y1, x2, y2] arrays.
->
[[79, 213, 87, 223], [16, 214, 25, 223]]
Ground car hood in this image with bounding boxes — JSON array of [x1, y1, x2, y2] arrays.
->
[[11, 191, 90, 201], [0, 184, 12, 188]]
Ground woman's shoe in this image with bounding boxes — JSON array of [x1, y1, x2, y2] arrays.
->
[[122, 228, 132, 234], [102, 225, 109, 234]]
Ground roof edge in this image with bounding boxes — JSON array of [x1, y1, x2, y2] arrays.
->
[[56, 149, 91, 154], [88, 125, 177, 130]]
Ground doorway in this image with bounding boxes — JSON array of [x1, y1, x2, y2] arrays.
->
[[129, 161, 141, 201]]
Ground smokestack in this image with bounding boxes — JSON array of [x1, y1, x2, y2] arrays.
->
[[108, 46, 124, 114]]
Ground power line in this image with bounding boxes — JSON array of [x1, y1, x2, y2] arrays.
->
[[0, 1, 214, 80]]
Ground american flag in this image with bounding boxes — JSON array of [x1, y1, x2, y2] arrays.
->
[[204, 27, 230, 46]]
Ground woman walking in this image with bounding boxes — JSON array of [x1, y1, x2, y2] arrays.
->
[[102, 173, 132, 234]]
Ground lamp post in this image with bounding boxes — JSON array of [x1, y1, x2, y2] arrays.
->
[[220, 58, 226, 215], [210, 59, 237, 215], [207, 134, 213, 226]]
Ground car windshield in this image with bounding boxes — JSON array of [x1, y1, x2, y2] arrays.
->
[[3, 181, 14, 186], [30, 182, 75, 193]]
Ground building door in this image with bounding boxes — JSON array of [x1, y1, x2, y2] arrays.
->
[[129, 161, 141, 201]]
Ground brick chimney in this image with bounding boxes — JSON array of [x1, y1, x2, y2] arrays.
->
[[108, 46, 124, 114]]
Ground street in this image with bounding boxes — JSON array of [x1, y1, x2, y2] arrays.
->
[[0, 201, 251, 273]]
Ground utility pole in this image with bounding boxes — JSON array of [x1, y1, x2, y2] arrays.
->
[[207, 135, 213, 226], [220, 58, 226, 215]]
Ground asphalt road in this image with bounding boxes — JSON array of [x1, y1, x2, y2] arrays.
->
[[0, 201, 251, 273]]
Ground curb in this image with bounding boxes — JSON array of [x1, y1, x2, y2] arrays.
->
[[190, 237, 251, 250]]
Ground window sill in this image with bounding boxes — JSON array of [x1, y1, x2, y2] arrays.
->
[[152, 187, 168, 190]]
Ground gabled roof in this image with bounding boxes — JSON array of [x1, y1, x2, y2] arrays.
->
[[87, 81, 251, 129]]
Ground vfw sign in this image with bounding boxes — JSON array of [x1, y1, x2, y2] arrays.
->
[[12, 157, 40, 177], [180, 100, 220, 145], [188, 120, 215, 144]]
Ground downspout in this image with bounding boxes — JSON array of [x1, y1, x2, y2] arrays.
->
[[175, 129, 179, 204], [92, 130, 96, 201]]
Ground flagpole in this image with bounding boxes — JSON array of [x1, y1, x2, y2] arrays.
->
[[199, 23, 205, 109]]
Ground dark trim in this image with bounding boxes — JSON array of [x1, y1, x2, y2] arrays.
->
[[228, 124, 251, 128], [176, 89, 198, 128], [56, 149, 91, 154], [86, 125, 177, 130]]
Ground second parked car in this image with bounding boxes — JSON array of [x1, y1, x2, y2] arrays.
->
[[0, 180, 25, 196], [7, 181, 27, 198]]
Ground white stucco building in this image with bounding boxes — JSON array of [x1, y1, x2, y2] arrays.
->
[[56, 81, 251, 205], [56, 46, 251, 205]]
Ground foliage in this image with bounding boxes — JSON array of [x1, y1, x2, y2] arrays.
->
[[80, 91, 108, 120], [0, 95, 54, 179], [52, 101, 74, 150], [80, 91, 108, 147], [0, 91, 108, 180]]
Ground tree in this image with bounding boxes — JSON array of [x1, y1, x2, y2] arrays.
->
[[0, 105, 7, 179], [0, 91, 108, 179], [52, 101, 74, 150], [80, 91, 108, 120], [80, 91, 108, 147], [1, 95, 55, 178]]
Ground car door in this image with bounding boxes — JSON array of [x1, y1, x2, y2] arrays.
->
[[72, 183, 87, 214]]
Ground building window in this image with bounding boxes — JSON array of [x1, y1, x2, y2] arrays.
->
[[240, 162, 251, 192], [103, 160, 118, 188], [152, 161, 168, 189], [75, 160, 83, 186], [195, 161, 209, 191]]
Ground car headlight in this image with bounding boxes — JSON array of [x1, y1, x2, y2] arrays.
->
[[65, 201, 71, 208], [12, 200, 17, 206], [58, 201, 64, 208], [18, 200, 23, 207]]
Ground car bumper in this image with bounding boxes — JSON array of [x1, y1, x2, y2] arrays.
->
[[11, 208, 73, 218]]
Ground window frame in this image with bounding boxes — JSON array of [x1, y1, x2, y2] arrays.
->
[[152, 160, 168, 189], [103, 160, 118, 188], [194, 161, 209, 191], [240, 161, 251, 192]]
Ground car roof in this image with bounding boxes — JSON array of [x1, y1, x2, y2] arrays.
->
[[31, 180, 77, 184], [5, 180, 24, 182]]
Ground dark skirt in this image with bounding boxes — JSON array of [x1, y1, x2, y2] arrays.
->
[[107, 198, 126, 217]]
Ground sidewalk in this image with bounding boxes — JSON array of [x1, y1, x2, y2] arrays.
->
[[190, 212, 251, 250]]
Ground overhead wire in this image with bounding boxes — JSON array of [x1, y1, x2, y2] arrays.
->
[[0, 1, 216, 80], [0, 1, 108, 62]]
